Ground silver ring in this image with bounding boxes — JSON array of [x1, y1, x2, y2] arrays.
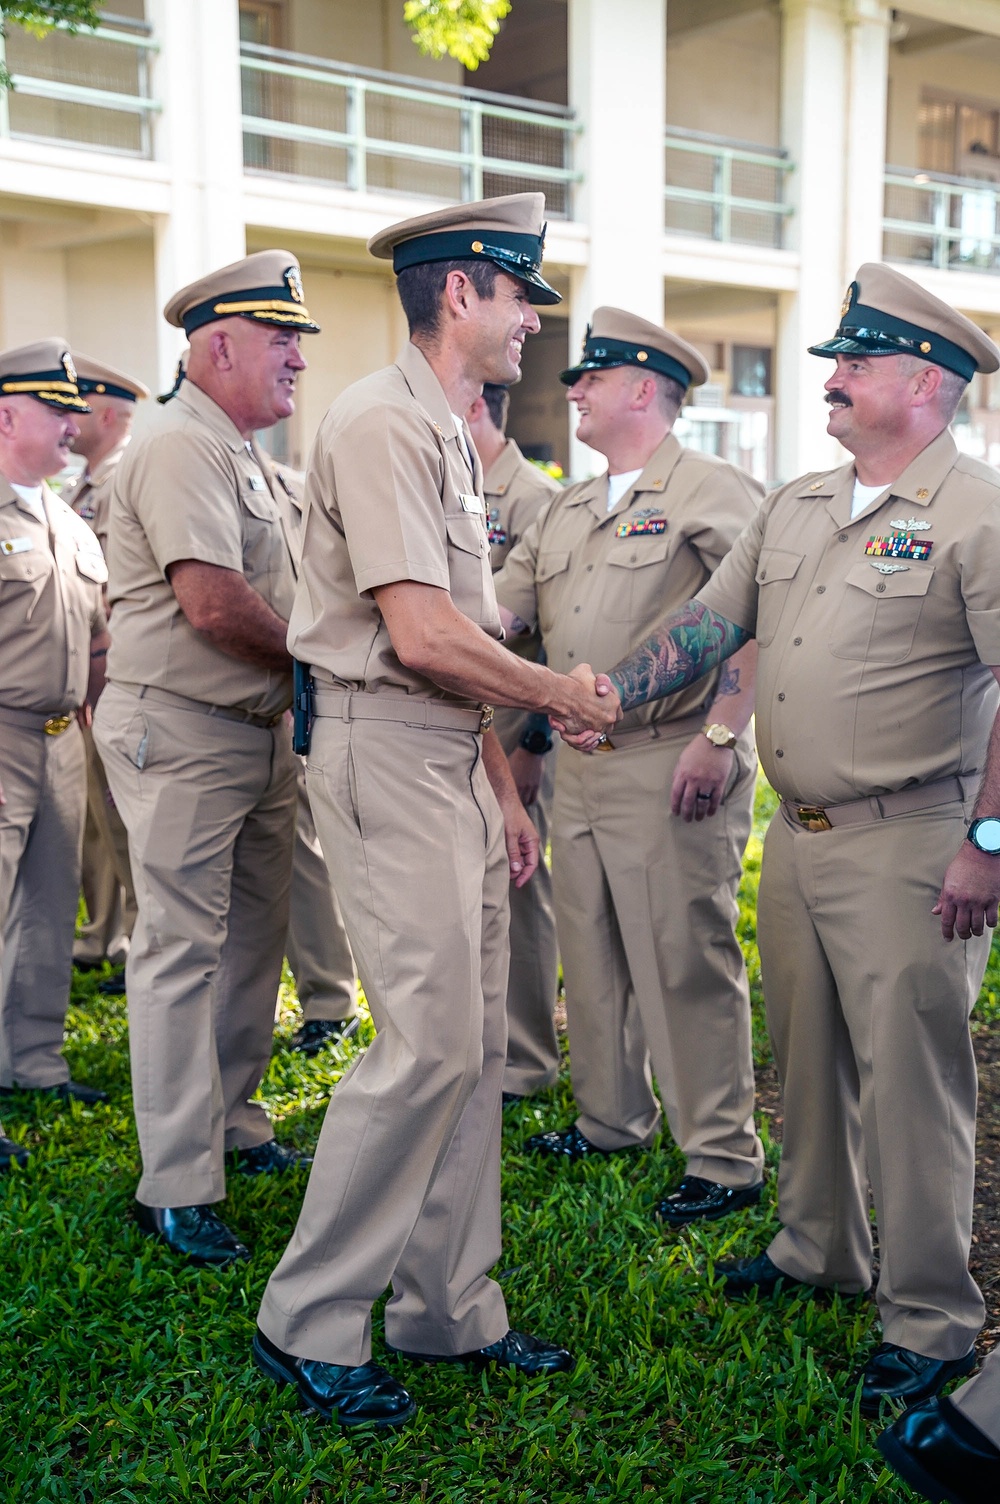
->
[[596, 733, 607, 745], [695, 792, 711, 800]]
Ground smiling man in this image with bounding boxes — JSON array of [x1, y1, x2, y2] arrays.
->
[[253, 195, 616, 1429], [94, 252, 318, 1265], [0, 339, 109, 1151], [564, 265, 1000, 1417]]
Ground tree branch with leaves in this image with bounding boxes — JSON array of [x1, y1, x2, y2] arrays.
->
[[404, 0, 512, 71], [0, 2, 101, 90]]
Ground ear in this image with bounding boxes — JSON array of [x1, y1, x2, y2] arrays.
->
[[208, 328, 234, 372], [442, 268, 475, 321], [631, 374, 659, 413], [0, 402, 16, 437], [911, 363, 944, 409]]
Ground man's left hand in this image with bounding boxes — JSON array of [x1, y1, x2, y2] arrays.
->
[[502, 800, 540, 889], [507, 746, 545, 808], [933, 843, 1000, 940], [671, 733, 734, 821]]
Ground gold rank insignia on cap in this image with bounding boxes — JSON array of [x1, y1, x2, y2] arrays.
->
[[840, 282, 858, 319], [284, 264, 304, 304], [0, 336, 91, 412], [164, 249, 321, 336]]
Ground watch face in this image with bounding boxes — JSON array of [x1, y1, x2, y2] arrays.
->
[[971, 818, 1000, 853]]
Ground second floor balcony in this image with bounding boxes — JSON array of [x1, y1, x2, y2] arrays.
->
[[664, 128, 793, 251], [884, 166, 1000, 275]]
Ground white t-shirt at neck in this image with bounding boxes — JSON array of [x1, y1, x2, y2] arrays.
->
[[606, 468, 643, 512], [9, 482, 46, 523], [851, 478, 892, 520]]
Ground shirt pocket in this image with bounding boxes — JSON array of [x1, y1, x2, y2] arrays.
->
[[754, 548, 804, 647], [535, 549, 571, 637], [75, 547, 108, 585], [603, 532, 672, 623], [830, 561, 934, 664], [445, 511, 491, 626]]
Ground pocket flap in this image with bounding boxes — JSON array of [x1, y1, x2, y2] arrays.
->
[[536, 549, 571, 583], [76, 549, 108, 585], [445, 511, 487, 557], [844, 560, 934, 598], [607, 534, 672, 569], [755, 548, 804, 585]]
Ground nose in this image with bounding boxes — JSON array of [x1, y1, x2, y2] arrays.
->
[[287, 341, 307, 372], [65, 418, 81, 440], [825, 366, 845, 392], [566, 381, 584, 404], [521, 304, 541, 335]]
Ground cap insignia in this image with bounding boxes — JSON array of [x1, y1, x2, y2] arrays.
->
[[62, 351, 78, 385], [284, 265, 304, 304], [840, 281, 858, 320]]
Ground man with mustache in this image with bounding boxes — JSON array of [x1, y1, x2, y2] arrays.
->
[[95, 252, 317, 1265], [564, 265, 1000, 1417], [0, 339, 110, 1142]]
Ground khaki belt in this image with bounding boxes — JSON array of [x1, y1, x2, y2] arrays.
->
[[312, 687, 493, 735], [116, 682, 283, 730], [783, 774, 976, 832], [0, 705, 75, 736]]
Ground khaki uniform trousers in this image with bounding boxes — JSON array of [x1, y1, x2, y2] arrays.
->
[[74, 723, 136, 967], [494, 706, 559, 1096], [552, 724, 763, 1186], [258, 718, 511, 1367], [94, 683, 296, 1207], [951, 1344, 1000, 1447], [0, 717, 85, 1087], [757, 798, 988, 1359], [286, 760, 357, 1024]]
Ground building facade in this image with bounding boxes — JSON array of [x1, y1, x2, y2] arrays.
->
[[2, 0, 1000, 484]]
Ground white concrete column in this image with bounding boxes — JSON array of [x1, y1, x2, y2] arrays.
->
[[567, 0, 666, 477], [843, 0, 890, 276], [147, 0, 247, 389], [775, 0, 850, 481]]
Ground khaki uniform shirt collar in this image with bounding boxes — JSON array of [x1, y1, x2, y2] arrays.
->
[[176, 379, 250, 453], [395, 342, 483, 492], [88, 435, 131, 489], [483, 437, 524, 498], [794, 427, 961, 530], [567, 429, 684, 526], [0, 473, 50, 525]]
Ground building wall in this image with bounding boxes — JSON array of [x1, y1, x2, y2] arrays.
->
[[887, 35, 1000, 167], [666, 7, 781, 145], [66, 234, 160, 437]]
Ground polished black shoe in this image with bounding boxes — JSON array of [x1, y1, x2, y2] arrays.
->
[[878, 1393, 1000, 1503], [657, 1174, 764, 1226], [290, 1017, 360, 1056], [0, 1135, 28, 1171], [856, 1343, 976, 1419], [97, 972, 127, 995], [230, 1140, 313, 1176], [134, 1201, 251, 1265], [502, 1091, 524, 1107], [719, 1250, 815, 1298], [525, 1123, 620, 1159], [388, 1328, 573, 1376], [0, 1078, 108, 1105], [253, 1326, 416, 1428]]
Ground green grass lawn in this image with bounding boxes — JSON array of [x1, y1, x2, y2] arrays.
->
[[1, 777, 994, 1502]]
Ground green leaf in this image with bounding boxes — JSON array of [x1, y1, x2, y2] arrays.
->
[[403, 0, 512, 71]]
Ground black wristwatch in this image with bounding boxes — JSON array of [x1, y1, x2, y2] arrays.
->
[[520, 727, 554, 755], [967, 817, 1000, 854]]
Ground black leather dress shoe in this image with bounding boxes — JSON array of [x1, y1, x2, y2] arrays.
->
[[0, 1135, 28, 1171], [719, 1250, 814, 1298], [290, 1018, 360, 1056], [229, 1140, 313, 1175], [134, 1201, 250, 1265], [856, 1344, 976, 1418], [0, 1079, 107, 1105], [253, 1326, 416, 1428], [502, 1091, 524, 1107], [878, 1394, 1000, 1504], [388, 1328, 574, 1376], [525, 1123, 620, 1159], [657, 1174, 764, 1226], [97, 972, 127, 995]]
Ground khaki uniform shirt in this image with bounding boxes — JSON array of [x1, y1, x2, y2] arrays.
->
[[105, 381, 296, 719], [289, 342, 502, 703], [495, 432, 762, 732], [270, 464, 306, 576], [62, 437, 130, 556], [485, 438, 560, 666], [0, 476, 107, 712], [698, 428, 1000, 805]]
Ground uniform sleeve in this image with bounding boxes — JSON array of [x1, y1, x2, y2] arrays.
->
[[685, 464, 764, 575], [493, 501, 552, 631], [127, 430, 245, 575], [957, 495, 1000, 665], [318, 402, 451, 597], [695, 502, 767, 634]]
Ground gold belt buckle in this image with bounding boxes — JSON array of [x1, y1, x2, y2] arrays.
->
[[479, 704, 494, 734], [796, 804, 832, 832], [43, 714, 73, 736]]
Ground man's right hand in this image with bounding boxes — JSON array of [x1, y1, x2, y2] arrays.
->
[[555, 672, 619, 749], [551, 664, 620, 736]]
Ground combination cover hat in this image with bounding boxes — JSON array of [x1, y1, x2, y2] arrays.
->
[[560, 307, 711, 389], [367, 192, 561, 305], [0, 337, 91, 412], [72, 353, 150, 403], [809, 263, 1000, 380], [164, 250, 321, 336]]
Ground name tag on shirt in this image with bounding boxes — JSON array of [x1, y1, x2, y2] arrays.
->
[[0, 537, 33, 555], [459, 492, 484, 515], [248, 474, 266, 491]]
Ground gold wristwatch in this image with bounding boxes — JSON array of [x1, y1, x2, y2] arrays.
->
[[702, 721, 738, 749]]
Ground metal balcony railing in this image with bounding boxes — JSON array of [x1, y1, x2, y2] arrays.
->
[[240, 44, 580, 217], [0, 13, 158, 158], [884, 166, 1000, 273], [664, 127, 793, 249]]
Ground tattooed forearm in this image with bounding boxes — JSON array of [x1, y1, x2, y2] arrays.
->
[[607, 600, 750, 712], [716, 661, 741, 696]]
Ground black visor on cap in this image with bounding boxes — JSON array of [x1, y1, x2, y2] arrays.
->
[[808, 301, 976, 381], [391, 229, 561, 305], [0, 367, 91, 412], [78, 379, 138, 402], [180, 284, 321, 336], [560, 336, 692, 389]]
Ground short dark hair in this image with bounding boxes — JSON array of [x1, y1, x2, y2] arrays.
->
[[396, 259, 501, 338], [481, 383, 510, 433]]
